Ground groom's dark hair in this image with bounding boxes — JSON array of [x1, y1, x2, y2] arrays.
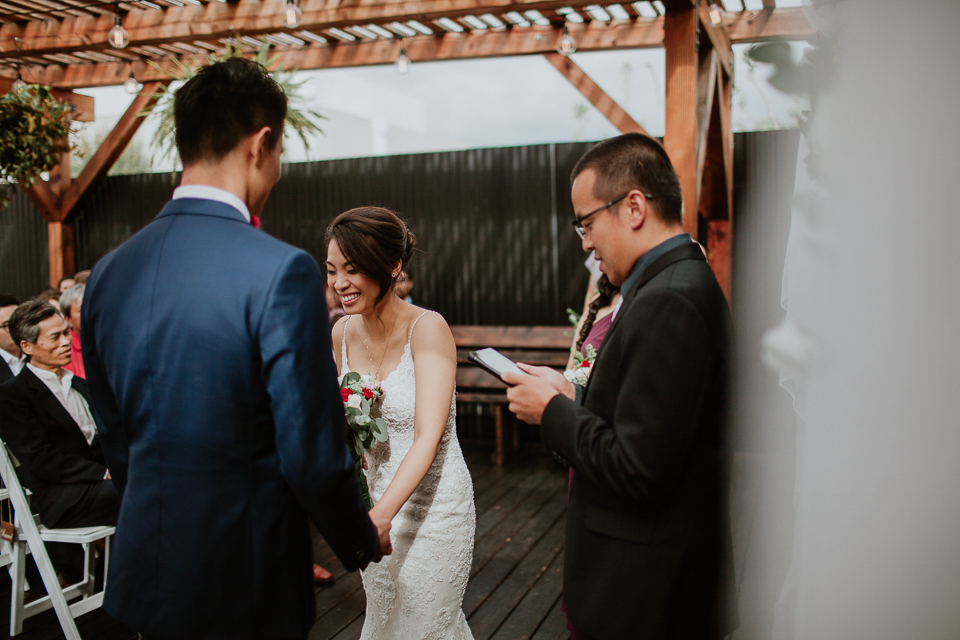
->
[[571, 133, 684, 225], [174, 57, 287, 165]]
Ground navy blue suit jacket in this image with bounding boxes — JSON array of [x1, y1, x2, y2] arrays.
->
[[81, 198, 378, 639]]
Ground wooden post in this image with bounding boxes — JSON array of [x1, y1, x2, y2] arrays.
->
[[663, 7, 700, 239], [47, 220, 74, 288]]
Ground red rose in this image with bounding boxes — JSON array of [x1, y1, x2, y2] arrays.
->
[[340, 388, 352, 402], [581, 360, 591, 368], [362, 388, 374, 400]]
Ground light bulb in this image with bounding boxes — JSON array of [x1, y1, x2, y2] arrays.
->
[[109, 15, 129, 48], [709, 5, 722, 26], [11, 69, 26, 92], [124, 70, 141, 94], [396, 46, 410, 74], [284, 1, 302, 28], [556, 25, 576, 56]]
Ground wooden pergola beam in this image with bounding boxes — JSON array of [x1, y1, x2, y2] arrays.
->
[[0, 5, 813, 63], [0, 76, 95, 121], [543, 52, 647, 136], [7, 19, 668, 89], [697, 0, 732, 76], [723, 8, 817, 43], [61, 81, 162, 219], [0, 0, 646, 59]]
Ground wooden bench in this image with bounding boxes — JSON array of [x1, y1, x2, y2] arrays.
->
[[451, 326, 572, 465]]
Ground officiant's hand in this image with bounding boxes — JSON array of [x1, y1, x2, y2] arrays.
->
[[502, 363, 576, 425], [370, 515, 392, 561]]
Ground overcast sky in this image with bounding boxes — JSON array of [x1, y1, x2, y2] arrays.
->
[[77, 29, 810, 170]]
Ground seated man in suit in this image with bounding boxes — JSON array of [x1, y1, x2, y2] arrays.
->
[[0, 300, 118, 533], [0, 295, 23, 383]]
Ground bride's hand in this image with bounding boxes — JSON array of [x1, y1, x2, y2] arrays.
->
[[369, 513, 392, 560]]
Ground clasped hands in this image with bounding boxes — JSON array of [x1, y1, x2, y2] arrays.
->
[[502, 363, 576, 425]]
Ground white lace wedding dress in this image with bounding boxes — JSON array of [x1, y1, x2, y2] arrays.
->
[[340, 312, 476, 640]]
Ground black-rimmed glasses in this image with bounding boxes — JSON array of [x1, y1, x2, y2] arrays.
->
[[571, 192, 653, 239]]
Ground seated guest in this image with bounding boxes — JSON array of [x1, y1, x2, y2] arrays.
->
[[60, 285, 85, 379], [35, 288, 60, 305], [72, 270, 91, 286], [58, 276, 75, 293], [0, 295, 23, 383], [394, 268, 414, 304], [0, 300, 118, 533]]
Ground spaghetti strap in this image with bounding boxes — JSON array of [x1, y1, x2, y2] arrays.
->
[[340, 315, 352, 372], [407, 311, 432, 343]]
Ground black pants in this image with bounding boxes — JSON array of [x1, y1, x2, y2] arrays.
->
[[46, 480, 119, 578], [51, 480, 120, 529]]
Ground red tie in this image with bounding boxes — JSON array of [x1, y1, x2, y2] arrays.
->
[[251, 216, 261, 229]]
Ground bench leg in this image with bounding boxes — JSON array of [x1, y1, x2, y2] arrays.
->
[[494, 405, 504, 467]]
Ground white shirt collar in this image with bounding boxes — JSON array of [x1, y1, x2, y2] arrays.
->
[[27, 363, 72, 387], [0, 347, 23, 375], [172, 185, 251, 223]]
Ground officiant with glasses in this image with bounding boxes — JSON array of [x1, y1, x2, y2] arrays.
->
[[504, 133, 738, 639]]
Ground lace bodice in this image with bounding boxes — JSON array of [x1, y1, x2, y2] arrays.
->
[[340, 312, 475, 640]]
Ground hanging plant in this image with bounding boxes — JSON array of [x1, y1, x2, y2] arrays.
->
[[145, 40, 326, 167], [0, 85, 74, 210]]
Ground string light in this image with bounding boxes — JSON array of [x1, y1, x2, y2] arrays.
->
[[108, 9, 130, 48], [11, 65, 26, 91], [709, 1, 722, 26], [395, 41, 410, 74], [283, 0, 302, 28], [124, 68, 141, 94], [556, 24, 576, 56]]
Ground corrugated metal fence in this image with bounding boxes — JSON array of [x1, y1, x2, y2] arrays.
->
[[1, 133, 801, 442], [2, 135, 802, 325], [0, 188, 49, 300]]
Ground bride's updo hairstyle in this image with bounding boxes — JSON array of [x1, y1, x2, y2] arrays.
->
[[325, 206, 417, 308]]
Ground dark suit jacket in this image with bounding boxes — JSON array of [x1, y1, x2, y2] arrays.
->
[[0, 367, 108, 527], [542, 242, 737, 639], [0, 359, 15, 383], [81, 197, 379, 640]]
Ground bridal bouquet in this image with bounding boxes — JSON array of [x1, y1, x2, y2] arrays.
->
[[339, 371, 389, 509], [563, 344, 598, 387]]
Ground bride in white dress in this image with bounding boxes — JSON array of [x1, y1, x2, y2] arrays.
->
[[326, 207, 476, 640]]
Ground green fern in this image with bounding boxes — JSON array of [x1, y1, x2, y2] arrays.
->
[[144, 40, 326, 167]]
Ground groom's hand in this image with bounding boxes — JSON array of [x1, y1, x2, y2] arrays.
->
[[503, 363, 576, 425], [370, 515, 392, 561]]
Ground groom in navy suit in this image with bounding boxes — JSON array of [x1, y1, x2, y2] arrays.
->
[[81, 58, 391, 639]]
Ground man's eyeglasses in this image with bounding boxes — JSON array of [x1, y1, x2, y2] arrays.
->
[[571, 192, 654, 239]]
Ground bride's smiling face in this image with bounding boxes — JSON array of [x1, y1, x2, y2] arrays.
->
[[326, 239, 381, 315]]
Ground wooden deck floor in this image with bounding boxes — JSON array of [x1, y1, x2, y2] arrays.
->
[[0, 445, 786, 640], [308, 444, 570, 640]]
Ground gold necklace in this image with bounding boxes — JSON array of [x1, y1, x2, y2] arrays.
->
[[361, 309, 399, 380]]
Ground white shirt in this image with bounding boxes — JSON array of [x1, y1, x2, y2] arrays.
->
[[26, 364, 97, 446], [0, 347, 23, 377], [172, 185, 251, 223]]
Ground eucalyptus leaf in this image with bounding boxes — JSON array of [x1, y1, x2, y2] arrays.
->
[[0, 85, 74, 210], [341, 372, 361, 387]]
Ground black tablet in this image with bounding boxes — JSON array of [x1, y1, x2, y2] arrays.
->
[[467, 348, 525, 383]]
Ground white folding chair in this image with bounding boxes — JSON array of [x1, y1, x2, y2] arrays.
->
[[0, 440, 114, 639]]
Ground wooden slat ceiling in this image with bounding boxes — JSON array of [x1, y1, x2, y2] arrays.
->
[[0, 0, 814, 88]]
